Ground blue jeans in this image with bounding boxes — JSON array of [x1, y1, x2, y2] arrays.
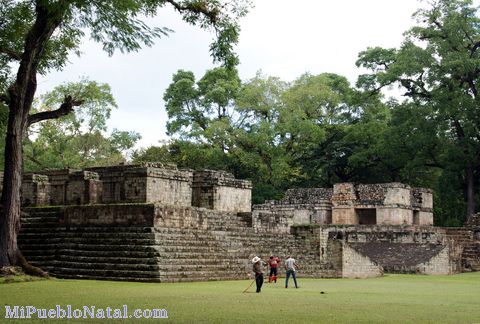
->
[[255, 274, 264, 292], [285, 269, 298, 288]]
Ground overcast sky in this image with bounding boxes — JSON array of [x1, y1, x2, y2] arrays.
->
[[37, 0, 425, 148]]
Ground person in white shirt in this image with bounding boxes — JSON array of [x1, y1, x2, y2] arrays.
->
[[284, 256, 299, 288]]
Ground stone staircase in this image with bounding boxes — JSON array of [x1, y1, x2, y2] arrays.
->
[[445, 227, 480, 272], [19, 208, 162, 282], [18, 206, 327, 282]]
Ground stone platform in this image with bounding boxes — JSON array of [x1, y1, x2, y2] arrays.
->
[[17, 204, 479, 282], [10, 164, 480, 282]]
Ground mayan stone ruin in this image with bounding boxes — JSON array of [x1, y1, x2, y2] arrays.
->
[[7, 163, 480, 282]]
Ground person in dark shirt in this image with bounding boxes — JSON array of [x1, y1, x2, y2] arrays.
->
[[252, 256, 265, 293], [268, 255, 280, 283]]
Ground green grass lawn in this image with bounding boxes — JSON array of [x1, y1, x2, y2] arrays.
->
[[1, 273, 479, 323]]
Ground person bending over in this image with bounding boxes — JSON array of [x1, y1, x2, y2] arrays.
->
[[252, 256, 265, 293]]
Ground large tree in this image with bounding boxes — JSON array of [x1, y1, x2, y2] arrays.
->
[[0, 0, 249, 271], [24, 80, 140, 170], [356, 0, 480, 222], [154, 70, 389, 203]]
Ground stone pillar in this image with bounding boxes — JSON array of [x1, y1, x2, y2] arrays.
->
[[66, 171, 102, 205], [43, 169, 72, 205], [22, 174, 50, 206], [412, 188, 434, 226], [332, 183, 357, 224]]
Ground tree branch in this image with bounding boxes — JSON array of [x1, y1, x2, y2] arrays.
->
[[27, 95, 83, 126], [165, 0, 220, 25], [0, 48, 22, 61]]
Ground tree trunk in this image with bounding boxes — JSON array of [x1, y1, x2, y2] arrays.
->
[[466, 160, 476, 224], [0, 109, 26, 267], [0, 3, 66, 273]]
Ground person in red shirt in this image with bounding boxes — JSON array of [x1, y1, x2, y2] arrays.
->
[[268, 255, 280, 283]]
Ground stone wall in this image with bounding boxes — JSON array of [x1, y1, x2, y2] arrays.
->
[[17, 164, 250, 213], [123, 167, 192, 206], [191, 170, 252, 213], [318, 225, 456, 275], [342, 244, 384, 278], [258, 182, 434, 226], [10, 166, 479, 282], [251, 187, 333, 232], [17, 204, 479, 282], [283, 188, 333, 204], [22, 174, 50, 206], [65, 171, 102, 205]]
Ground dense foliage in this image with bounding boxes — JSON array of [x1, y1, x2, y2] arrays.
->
[[134, 0, 480, 226]]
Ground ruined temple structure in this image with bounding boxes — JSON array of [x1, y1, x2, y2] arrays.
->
[[10, 163, 480, 282]]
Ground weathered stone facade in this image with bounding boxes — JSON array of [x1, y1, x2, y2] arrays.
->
[[16, 163, 252, 211], [252, 182, 433, 228], [10, 164, 479, 282]]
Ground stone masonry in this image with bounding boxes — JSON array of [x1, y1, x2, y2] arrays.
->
[[10, 164, 479, 282], [252, 183, 433, 229]]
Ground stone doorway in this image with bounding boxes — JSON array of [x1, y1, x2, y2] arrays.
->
[[413, 210, 420, 225], [356, 208, 377, 225]]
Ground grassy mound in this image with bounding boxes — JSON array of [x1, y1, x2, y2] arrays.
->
[[0, 273, 479, 323], [0, 267, 47, 284]]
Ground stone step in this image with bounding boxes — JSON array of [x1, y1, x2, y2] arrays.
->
[[24, 255, 56, 261], [51, 267, 162, 279], [20, 224, 60, 230], [53, 273, 251, 283], [28, 226, 155, 233], [18, 237, 156, 246], [21, 249, 57, 256], [19, 227, 65, 234], [56, 255, 157, 264], [159, 270, 248, 279], [54, 255, 245, 266], [153, 246, 228, 253], [51, 261, 161, 272], [53, 274, 162, 283], [19, 232, 155, 240], [54, 249, 161, 258], [19, 243, 60, 250], [63, 243, 158, 252], [21, 216, 59, 223], [22, 207, 64, 214], [20, 243, 159, 252]]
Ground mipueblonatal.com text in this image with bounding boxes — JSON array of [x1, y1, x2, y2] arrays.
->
[[3, 305, 168, 320]]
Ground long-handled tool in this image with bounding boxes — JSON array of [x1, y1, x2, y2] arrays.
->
[[242, 278, 256, 293]]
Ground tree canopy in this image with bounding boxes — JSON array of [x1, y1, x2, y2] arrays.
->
[[24, 80, 140, 170], [357, 0, 480, 223]]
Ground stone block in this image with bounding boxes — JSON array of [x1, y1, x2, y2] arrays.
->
[[376, 207, 413, 225], [22, 174, 50, 206], [332, 207, 357, 224], [342, 243, 383, 278], [192, 170, 252, 213]]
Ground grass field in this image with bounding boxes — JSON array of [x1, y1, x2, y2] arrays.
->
[[1, 273, 479, 323]]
